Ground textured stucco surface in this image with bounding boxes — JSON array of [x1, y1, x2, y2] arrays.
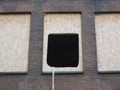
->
[[43, 13, 83, 73], [0, 14, 30, 73], [95, 14, 120, 72]]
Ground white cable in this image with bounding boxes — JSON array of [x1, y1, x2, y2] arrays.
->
[[52, 67, 55, 90]]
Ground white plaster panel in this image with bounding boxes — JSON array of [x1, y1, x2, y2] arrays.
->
[[95, 14, 120, 72], [43, 13, 83, 73], [0, 14, 30, 73]]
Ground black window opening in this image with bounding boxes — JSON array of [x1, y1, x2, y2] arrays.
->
[[47, 34, 79, 67]]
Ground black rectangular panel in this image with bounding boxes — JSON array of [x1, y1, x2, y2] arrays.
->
[[47, 34, 79, 67]]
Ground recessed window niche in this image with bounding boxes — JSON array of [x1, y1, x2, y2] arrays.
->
[[95, 13, 120, 73], [0, 14, 30, 73], [43, 13, 83, 73]]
